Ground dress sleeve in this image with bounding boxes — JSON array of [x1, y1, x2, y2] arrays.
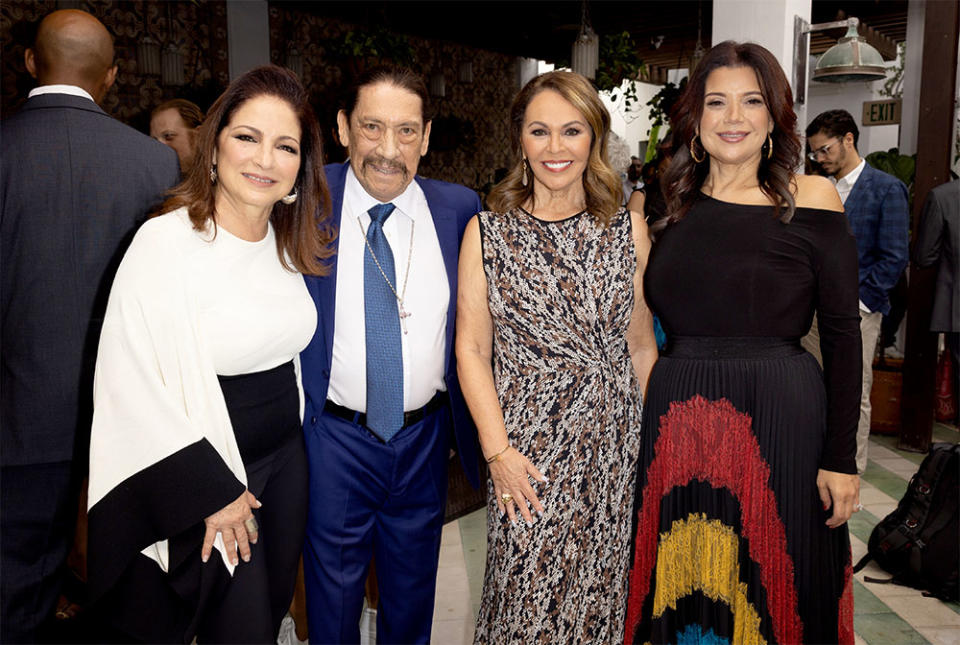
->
[[815, 212, 862, 474], [86, 220, 245, 599]]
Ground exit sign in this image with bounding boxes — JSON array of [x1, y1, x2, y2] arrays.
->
[[862, 99, 902, 126]]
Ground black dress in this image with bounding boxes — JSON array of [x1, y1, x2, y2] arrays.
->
[[624, 195, 862, 644]]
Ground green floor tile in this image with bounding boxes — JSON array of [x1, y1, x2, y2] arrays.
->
[[862, 462, 909, 500], [854, 611, 930, 644], [854, 579, 892, 615], [932, 422, 960, 444], [871, 434, 926, 465], [848, 507, 881, 544]]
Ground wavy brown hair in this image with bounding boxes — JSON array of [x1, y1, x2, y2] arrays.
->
[[658, 41, 801, 231], [156, 65, 334, 276], [488, 70, 621, 226]]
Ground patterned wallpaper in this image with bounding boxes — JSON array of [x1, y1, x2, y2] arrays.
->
[[2, 1, 516, 192], [268, 5, 517, 192], [1, 0, 229, 131]]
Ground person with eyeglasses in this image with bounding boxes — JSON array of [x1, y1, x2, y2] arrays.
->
[[804, 109, 909, 474]]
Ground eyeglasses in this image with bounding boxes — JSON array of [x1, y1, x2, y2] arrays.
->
[[808, 139, 841, 162]]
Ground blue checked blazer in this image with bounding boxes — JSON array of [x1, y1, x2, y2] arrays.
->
[[844, 163, 909, 315]]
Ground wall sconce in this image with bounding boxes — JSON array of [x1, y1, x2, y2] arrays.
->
[[136, 36, 161, 76], [571, 1, 599, 80], [458, 62, 474, 84], [161, 44, 185, 87], [793, 16, 887, 104], [430, 72, 446, 98], [286, 48, 303, 79]]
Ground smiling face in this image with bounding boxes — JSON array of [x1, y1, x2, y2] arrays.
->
[[521, 89, 592, 197], [150, 107, 197, 171], [213, 94, 301, 219], [698, 65, 772, 167], [337, 81, 431, 203]]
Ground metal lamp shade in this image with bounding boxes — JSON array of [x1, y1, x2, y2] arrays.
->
[[813, 23, 886, 83]]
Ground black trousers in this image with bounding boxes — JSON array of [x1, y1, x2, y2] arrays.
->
[[1, 461, 77, 644], [100, 362, 307, 644]]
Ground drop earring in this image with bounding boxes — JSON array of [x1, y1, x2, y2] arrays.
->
[[521, 158, 528, 187], [281, 189, 298, 205], [209, 164, 218, 183]]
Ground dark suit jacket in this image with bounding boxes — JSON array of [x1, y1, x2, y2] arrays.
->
[[1, 92, 179, 467], [913, 179, 959, 333], [844, 163, 910, 315], [300, 162, 482, 487]]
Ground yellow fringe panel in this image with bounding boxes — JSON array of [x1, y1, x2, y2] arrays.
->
[[652, 513, 766, 645]]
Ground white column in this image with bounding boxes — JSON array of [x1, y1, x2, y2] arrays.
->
[[227, 0, 270, 81], [712, 0, 813, 152]]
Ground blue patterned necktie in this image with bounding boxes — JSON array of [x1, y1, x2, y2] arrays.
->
[[364, 202, 404, 440]]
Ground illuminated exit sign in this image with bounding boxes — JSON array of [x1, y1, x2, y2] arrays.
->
[[862, 99, 902, 126]]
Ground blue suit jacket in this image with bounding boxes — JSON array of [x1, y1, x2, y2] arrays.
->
[[844, 163, 909, 315], [300, 162, 482, 488]]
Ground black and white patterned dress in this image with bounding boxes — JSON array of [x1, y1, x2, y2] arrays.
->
[[475, 207, 642, 644]]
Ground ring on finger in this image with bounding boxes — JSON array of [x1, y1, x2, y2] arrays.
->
[[244, 517, 259, 533], [500, 493, 513, 504]]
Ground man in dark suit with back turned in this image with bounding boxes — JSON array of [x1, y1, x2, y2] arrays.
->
[[0, 10, 179, 641], [914, 178, 960, 421]]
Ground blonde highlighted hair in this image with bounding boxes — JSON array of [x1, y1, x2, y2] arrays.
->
[[487, 70, 621, 226]]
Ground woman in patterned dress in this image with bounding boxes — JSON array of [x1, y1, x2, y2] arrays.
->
[[456, 71, 659, 643], [624, 42, 861, 644]]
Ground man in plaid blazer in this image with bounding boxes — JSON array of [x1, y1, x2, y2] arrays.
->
[[807, 109, 909, 474]]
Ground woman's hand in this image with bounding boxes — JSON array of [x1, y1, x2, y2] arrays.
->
[[817, 469, 860, 528], [489, 447, 547, 525], [201, 490, 261, 565]]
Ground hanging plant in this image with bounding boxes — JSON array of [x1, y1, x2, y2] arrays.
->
[[644, 77, 687, 153], [594, 31, 645, 109]]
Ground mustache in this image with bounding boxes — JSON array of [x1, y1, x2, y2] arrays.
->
[[362, 155, 407, 176]]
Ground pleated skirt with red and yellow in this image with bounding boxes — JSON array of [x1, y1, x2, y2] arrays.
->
[[624, 338, 854, 645]]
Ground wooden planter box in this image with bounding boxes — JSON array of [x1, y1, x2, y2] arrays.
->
[[870, 357, 903, 435]]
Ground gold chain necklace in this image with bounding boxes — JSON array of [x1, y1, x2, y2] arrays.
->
[[357, 215, 415, 335]]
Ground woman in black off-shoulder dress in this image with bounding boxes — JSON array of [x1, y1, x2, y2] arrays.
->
[[625, 42, 862, 645]]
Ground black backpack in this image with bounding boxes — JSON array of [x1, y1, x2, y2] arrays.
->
[[853, 441, 959, 601]]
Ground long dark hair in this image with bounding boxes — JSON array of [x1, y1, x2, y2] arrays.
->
[[658, 41, 801, 230], [157, 65, 334, 276], [487, 70, 621, 226]]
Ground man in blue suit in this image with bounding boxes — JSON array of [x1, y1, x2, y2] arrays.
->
[[807, 109, 909, 473], [300, 66, 481, 644]]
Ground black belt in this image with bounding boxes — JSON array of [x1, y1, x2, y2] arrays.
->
[[323, 391, 446, 431]]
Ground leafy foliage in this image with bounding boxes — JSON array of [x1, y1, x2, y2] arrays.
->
[[595, 31, 645, 109], [866, 147, 916, 207], [326, 28, 416, 71]]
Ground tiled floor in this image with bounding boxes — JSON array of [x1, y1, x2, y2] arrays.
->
[[431, 423, 960, 644]]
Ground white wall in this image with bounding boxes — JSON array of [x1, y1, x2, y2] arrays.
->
[[805, 54, 901, 157], [602, 80, 665, 158]]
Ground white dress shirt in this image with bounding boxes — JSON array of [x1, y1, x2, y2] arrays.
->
[[832, 158, 865, 206], [328, 166, 449, 412], [831, 158, 870, 312], [28, 84, 95, 101]]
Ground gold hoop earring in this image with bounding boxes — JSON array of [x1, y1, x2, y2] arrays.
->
[[766, 132, 774, 159], [689, 136, 705, 163], [521, 158, 529, 187]]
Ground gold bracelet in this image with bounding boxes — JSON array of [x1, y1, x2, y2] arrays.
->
[[485, 444, 511, 463]]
